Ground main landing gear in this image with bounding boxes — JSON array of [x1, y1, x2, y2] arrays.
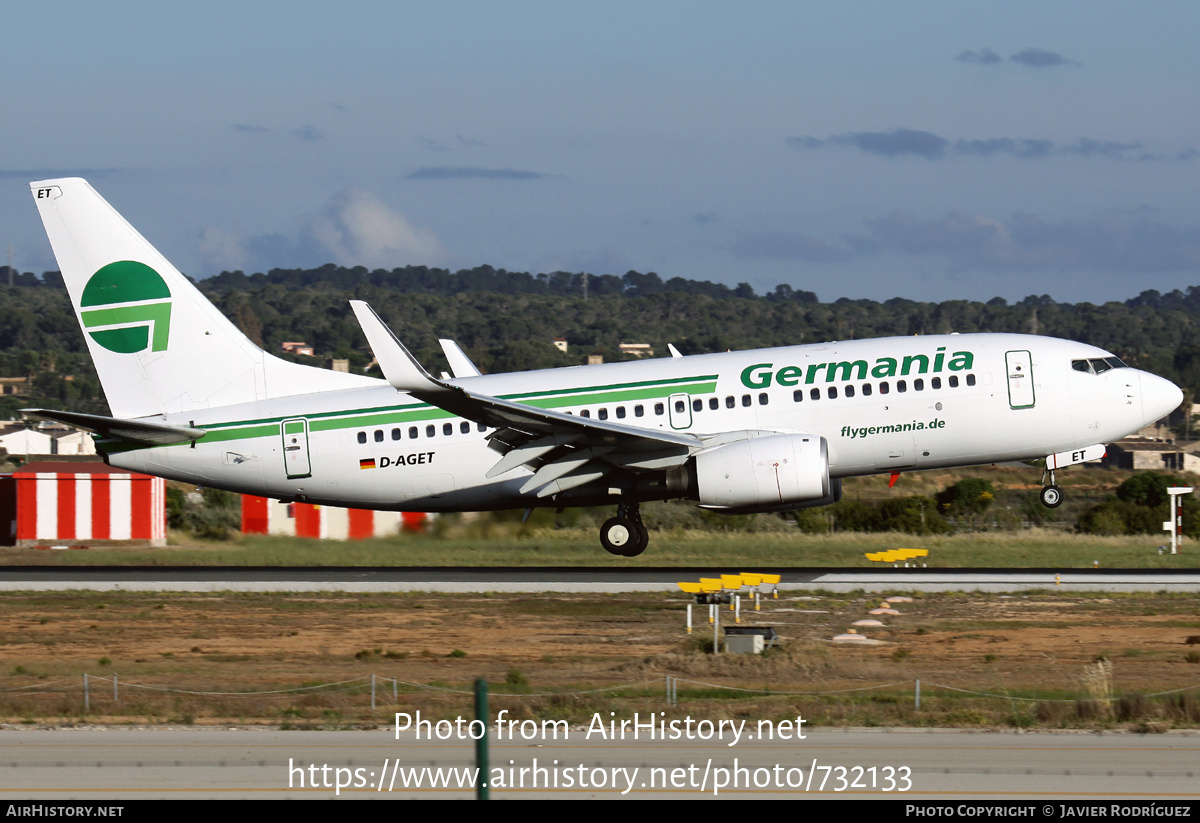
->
[[1040, 466, 1064, 509], [600, 501, 649, 557]]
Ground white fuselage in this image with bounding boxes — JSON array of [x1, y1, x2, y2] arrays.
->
[[105, 332, 1176, 512]]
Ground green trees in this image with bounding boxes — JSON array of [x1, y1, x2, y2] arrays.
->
[[1078, 472, 1200, 537], [935, 478, 997, 530], [829, 496, 949, 535], [2, 263, 1199, 422]]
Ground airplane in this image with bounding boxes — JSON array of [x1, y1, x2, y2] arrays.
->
[[25, 178, 1184, 557]]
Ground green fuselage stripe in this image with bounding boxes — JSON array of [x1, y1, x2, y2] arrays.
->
[[154, 376, 720, 449]]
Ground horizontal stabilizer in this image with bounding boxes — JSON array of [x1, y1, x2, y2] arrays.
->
[[23, 409, 206, 445]]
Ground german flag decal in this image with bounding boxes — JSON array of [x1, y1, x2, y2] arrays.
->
[[359, 458, 376, 470]]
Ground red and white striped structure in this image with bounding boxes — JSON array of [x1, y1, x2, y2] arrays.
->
[[1, 461, 166, 547], [241, 495, 426, 540]]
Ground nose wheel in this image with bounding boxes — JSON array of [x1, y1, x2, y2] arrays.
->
[[1040, 484, 1064, 508], [1039, 466, 1064, 508], [600, 502, 649, 557]]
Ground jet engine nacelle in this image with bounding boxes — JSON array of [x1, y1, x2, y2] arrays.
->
[[693, 433, 830, 510]]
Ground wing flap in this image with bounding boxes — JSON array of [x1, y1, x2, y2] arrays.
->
[[519, 447, 612, 495], [536, 470, 606, 498]]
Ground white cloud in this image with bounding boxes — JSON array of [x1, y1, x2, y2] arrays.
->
[[306, 189, 450, 270], [198, 227, 248, 272]]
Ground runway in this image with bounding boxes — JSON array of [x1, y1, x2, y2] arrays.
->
[[2, 727, 1198, 800], [2, 566, 1200, 593], [2, 569, 1199, 801]]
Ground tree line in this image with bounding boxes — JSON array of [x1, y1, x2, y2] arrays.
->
[[2, 263, 1199, 422]]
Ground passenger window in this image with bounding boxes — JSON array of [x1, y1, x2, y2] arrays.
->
[[374, 430, 384, 442], [845, 385, 855, 398], [810, 388, 820, 400], [741, 394, 751, 407], [966, 374, 976, 387], [674, 400, 685, 413], [581, 410, 590, 418], [758, 393, 768, 405], [392, 428, 401, 440], [425, 425, 435, 437], [709, 397, 718, 410], [914, 379, 924, 391], [692, 399, 702, 412], [635, 405, 645, 417], [880, 382, 890, 395], [617, 406, 626, 419], [598, 408, 608, 420], [357, 431, 367, 444], [654, 403, 664, 415], [827, 386, 838, 399], [949, 375, 959, 388], [477, 423, 486, 432], [932, 377, 941, 389], [443, 423, 452, 436], [409, 426, 418, 439], [862, 383, 872, 396], [460, 422, 470, 434], [897, 380, 907, 393], [793, 389, 803, 402]]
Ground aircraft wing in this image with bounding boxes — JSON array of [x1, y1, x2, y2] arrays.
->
[[351, 301, 699, 497], [22, 409, 207, 445]]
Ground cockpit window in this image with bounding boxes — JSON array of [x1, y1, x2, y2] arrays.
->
[[1073, 357, 1129, 375]]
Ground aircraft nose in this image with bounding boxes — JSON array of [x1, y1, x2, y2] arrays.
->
[[1140, 372, 1184, 425]]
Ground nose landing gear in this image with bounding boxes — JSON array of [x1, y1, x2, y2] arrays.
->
[[1040, 484, 1063, 508], [600, 501, 649, 557], [1040, 466, 1064, 508]]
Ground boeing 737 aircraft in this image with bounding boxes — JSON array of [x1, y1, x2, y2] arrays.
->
[[26, 179, 1184, 556]]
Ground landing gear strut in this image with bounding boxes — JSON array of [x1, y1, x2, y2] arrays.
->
[[1040, 467, 1064, 509], [600, 501, 649, 557]]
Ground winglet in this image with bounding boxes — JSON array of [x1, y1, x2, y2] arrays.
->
[[439, 339, 482, 378], [350, 301, 448, 393]]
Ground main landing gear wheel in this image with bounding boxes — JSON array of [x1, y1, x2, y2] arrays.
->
[[599, 501, 649, 557], [1040, 484, 1064, 508], [600, 517, 647, 556]]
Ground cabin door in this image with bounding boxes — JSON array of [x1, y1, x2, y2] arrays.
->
[[281, 418, 312, 479], [668, 393, 693, 429], [1005, 350, 1036, 409]]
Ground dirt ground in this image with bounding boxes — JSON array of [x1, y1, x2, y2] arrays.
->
[[3, 589, 1200, 728]]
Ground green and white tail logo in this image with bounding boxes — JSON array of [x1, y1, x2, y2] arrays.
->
[[80, 261, 172, 354]]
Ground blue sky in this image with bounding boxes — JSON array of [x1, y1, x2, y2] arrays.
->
[[2, 1, 1198, 303]]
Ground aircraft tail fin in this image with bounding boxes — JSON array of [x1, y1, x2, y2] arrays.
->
[[31, 179, 375, 419]]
